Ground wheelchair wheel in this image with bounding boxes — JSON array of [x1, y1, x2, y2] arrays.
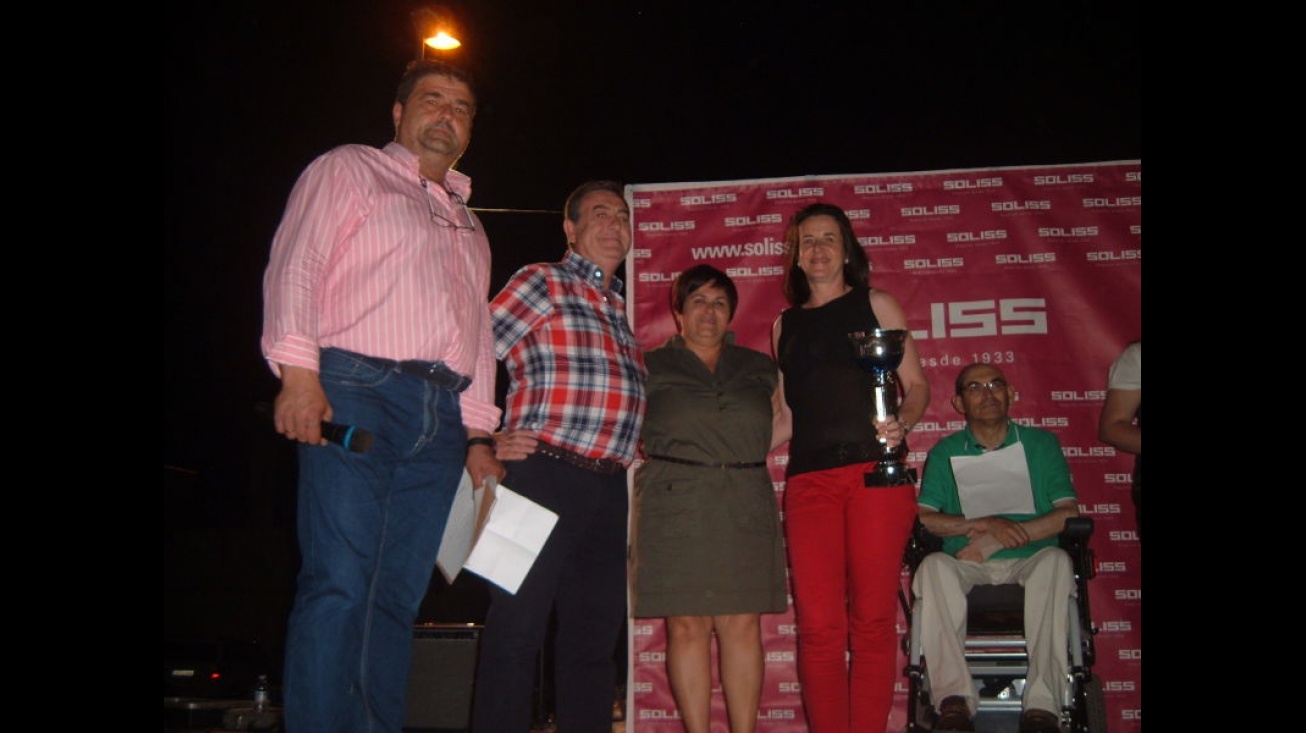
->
[[1075, 673, 1108, 733], [904, 672, 935, 733]]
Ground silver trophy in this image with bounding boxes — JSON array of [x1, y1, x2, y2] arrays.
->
[[848, 328, 917, 487]]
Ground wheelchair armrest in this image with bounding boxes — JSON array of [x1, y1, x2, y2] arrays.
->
[[1060, 516, 1093, 542], [1058, 516, 1096, 581], [903, 518, 942, 571]]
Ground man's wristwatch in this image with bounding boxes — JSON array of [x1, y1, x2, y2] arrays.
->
[[467, 436, 496, 450]]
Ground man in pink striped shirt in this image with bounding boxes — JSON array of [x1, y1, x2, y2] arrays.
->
[[260, 59, 504, 733]]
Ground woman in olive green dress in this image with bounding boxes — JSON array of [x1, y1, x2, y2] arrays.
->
[[630, 264, 788, 733]]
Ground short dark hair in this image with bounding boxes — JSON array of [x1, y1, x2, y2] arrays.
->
[[780, 202, 870, 307], [564, 180, 625, 223], [671, 264, 739, 320], [395, 59, 477, 110]]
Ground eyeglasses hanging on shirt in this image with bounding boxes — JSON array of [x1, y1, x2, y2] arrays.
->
[[419, 177, 477, 232]]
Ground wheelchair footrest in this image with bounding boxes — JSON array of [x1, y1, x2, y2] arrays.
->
[[967, 660, 1029, 676], [965, 636, 1026, 651], [976, 699, 1024, 712]]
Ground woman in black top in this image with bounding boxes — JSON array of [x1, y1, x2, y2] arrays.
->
[[770, 203, 931, 733]]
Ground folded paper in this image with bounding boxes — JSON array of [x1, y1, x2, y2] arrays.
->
[[464, 484, 558, 594], [435, 471, 493, 583], [951, 441, 1035, 519]]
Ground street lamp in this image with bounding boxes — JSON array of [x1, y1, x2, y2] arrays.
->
[[411, 6, 463, 59]]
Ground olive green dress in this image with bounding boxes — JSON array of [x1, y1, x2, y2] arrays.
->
[[630, 334, 788, 617]]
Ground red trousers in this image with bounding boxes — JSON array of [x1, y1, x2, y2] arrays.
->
[[783, 463, 917, 733]]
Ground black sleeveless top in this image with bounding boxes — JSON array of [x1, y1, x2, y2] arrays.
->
[[777, 285, 884, 476]]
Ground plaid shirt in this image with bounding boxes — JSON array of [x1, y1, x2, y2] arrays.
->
[[491, 249, 648, 464]]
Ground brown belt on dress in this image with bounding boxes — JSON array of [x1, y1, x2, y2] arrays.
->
[[535, 441, 628, 475], [646, 454, 767, 469]]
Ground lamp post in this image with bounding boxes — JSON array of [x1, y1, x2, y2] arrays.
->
[[411, 6, 463, 60]]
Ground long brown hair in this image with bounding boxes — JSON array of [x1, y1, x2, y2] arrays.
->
[[780, 202, 870, 307]]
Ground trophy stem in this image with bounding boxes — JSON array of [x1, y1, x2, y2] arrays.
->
[[848, 329, 918, 488]]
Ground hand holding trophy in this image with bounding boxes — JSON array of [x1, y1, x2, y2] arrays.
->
[[847, 328, 917, 487]]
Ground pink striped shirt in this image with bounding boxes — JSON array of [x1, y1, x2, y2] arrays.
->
[[261, 142, 500, 432]]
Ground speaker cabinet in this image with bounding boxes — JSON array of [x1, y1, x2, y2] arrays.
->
[[404, 623, 481, 731]]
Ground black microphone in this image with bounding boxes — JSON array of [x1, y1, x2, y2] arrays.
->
[[254, 403, 374, 453], [318, 421, 374, 453]]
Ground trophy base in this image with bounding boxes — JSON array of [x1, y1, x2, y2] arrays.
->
[[864, 461, 917, 487]]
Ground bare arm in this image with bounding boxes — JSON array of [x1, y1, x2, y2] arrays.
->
[[1016, 498, 1080, 544], [920, 499, 1079, 562], [917, 504, 973, 539], [1098, 387, 1141, 455], [769, 316, 794, 450], [465, 430, 506, 488], [770, 378, 792, 450], [918, 505, 1014, 563]]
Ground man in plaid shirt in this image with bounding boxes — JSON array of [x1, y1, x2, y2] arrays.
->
[[471, 179, 648, 733]]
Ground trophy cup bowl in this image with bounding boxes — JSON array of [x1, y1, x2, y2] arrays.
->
[[848, 329, 916, 487]]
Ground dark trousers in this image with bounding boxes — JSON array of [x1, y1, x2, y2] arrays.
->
[[470, 453, 629, 733]]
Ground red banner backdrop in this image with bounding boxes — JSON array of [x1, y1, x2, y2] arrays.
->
[[622, 160, 1141, 732]]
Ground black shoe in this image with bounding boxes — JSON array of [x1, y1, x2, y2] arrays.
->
[[1018, 708, 1061, 733], [932, 695, 974, 732]]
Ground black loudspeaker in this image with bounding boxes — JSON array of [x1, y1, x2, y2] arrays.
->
[[404, 623, 481, 731]]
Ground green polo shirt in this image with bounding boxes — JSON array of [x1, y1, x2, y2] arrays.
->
[[918, 422, 1077, 559]]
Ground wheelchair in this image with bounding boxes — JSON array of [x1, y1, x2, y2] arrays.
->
[[900, 516, 1107, 733]]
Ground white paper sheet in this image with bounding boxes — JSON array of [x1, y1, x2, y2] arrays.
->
[[463, 484, 558, 594], [435, 471, 492, 583], [950, 441, 1036, 519]]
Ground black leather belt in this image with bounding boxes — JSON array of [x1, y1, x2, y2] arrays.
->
[[395, 359, 472, 392], [535, 441, 628, 475], [787, 442, 884, 476], [328, 348, 471, 393], [647, 454, 767, 469], [830, 443, 883, 464]]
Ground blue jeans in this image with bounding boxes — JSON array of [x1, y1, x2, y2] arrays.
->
[[282, 348, 466, 733]]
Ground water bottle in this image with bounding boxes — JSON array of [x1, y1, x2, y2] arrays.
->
[[252, 674, 270, 713], [248, 674, 281, 731]]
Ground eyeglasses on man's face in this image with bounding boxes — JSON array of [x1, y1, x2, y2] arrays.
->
[[420, 178, 477, 232], [960, 378, 1008, 395]]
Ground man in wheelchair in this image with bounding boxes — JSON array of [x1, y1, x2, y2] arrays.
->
[[913, 363, 1079, 733]]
